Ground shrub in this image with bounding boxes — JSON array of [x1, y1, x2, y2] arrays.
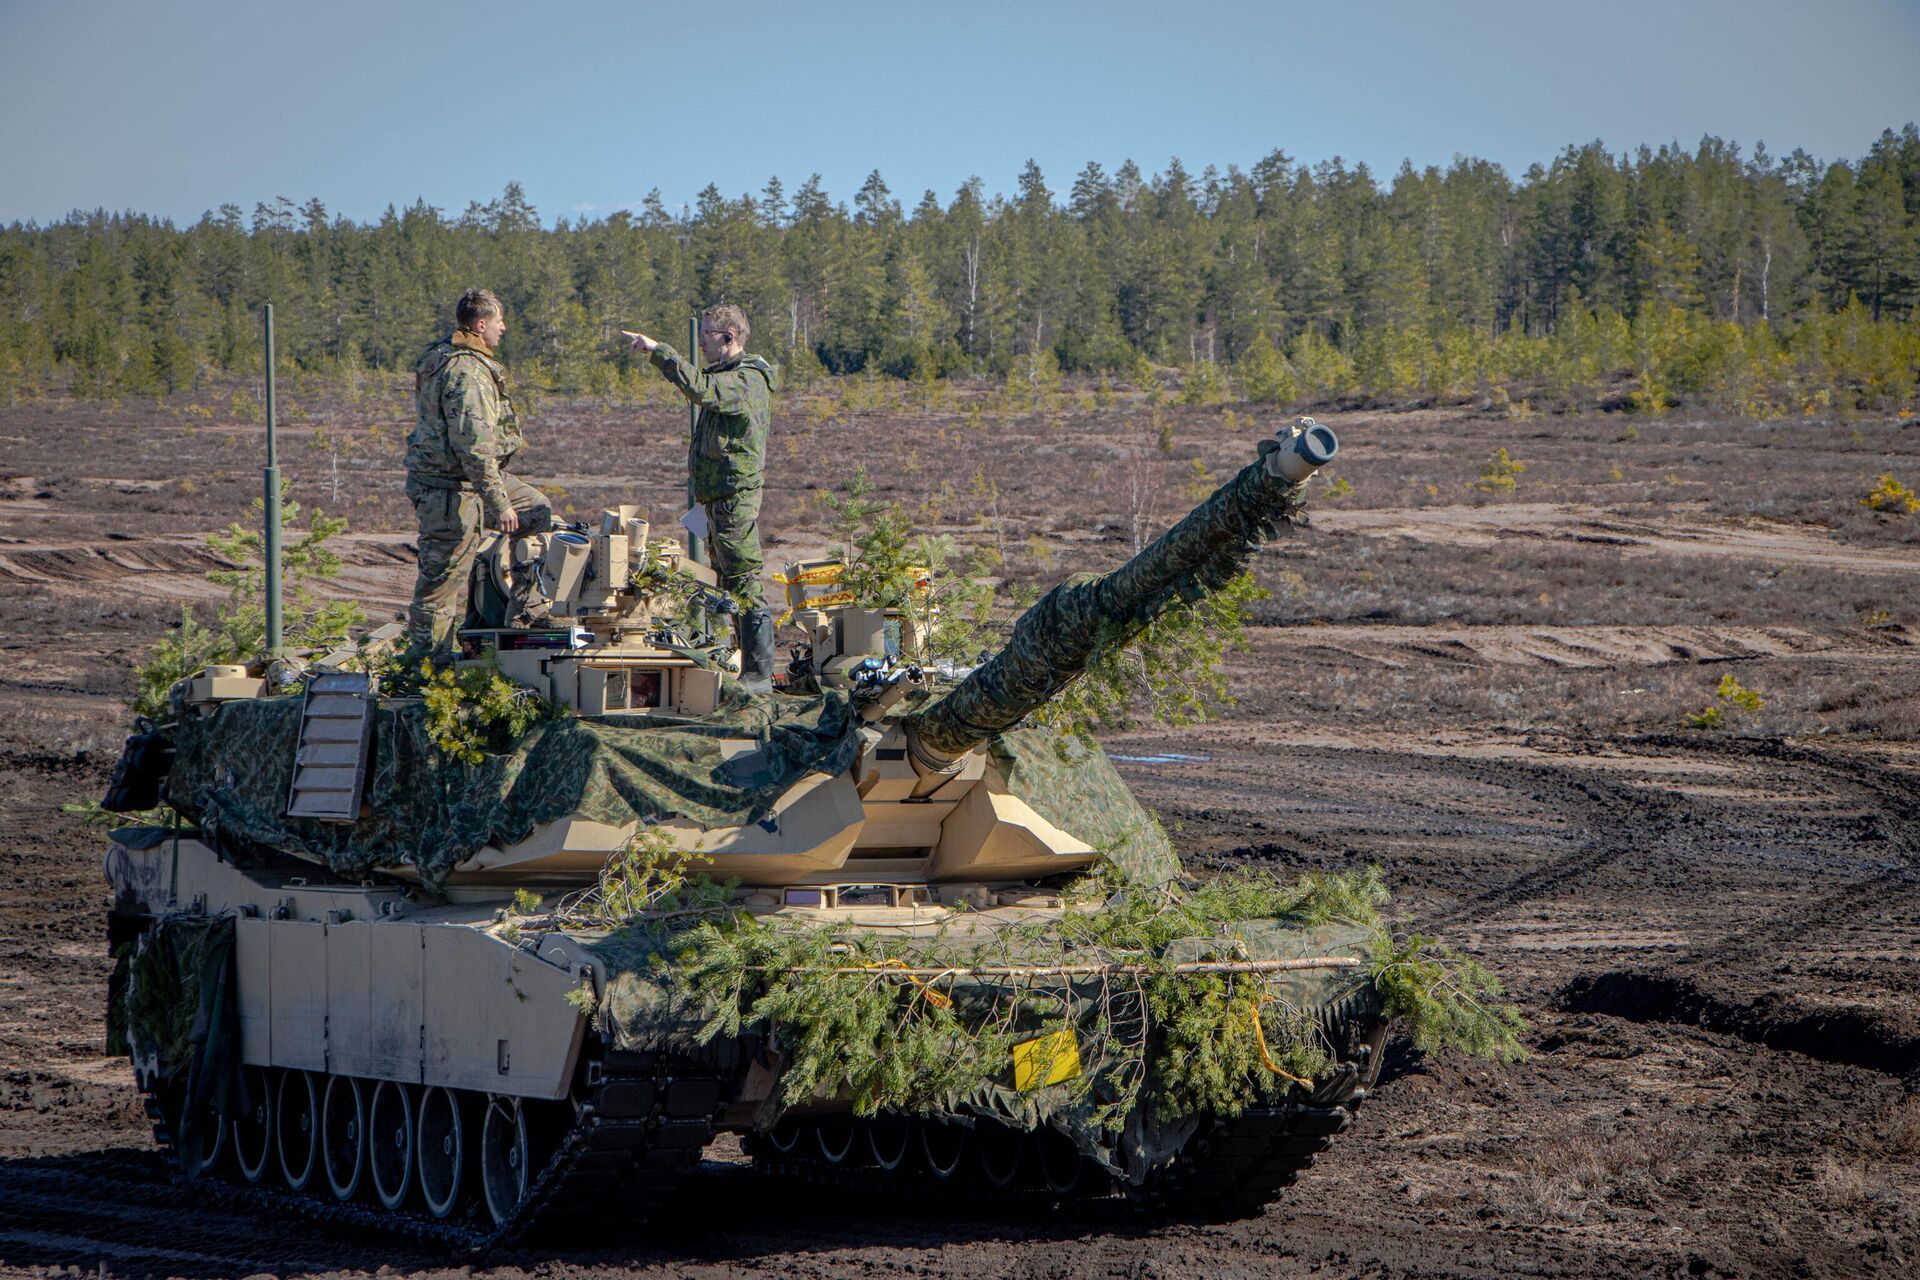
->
[[133, 492, 365, 717], [1862, 474, 1920, 514], [1476, 447, 1526, 492], [1684, 672, 1765, 729]]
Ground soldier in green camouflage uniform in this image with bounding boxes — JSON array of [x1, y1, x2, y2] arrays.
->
[[623, 304, 781, 691], [405, 289, 552, 656]]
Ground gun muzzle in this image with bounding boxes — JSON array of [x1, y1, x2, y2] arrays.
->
[[1261, 418, 1339, 484]]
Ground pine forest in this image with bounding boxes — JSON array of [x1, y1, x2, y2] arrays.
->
[[4, 128, 1918, 416]]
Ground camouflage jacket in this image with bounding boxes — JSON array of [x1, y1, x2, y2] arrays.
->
[[649, 344, 779, 502], [407, 331, 524, 519]]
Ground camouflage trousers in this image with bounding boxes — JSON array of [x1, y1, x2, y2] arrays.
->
[[702, 487, 766, 610], [405, 474, 551, 654]]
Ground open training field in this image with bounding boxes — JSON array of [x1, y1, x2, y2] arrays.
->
[[1, 379, 1917, 1279]]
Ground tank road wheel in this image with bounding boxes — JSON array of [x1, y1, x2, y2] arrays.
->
[[766, 1116, 803, 1154], [276, 1069, 321, 1191], [810, 1113, 856, 1166], [231, 1065, 273, 1184], [920, 1121, 968, 1180], [322, 1074, 367, 1201], [368, 1080, 415, 1210], [977, 1123, 1025, 1189], [416, 1086, 467, 1220], [1035, 1127, 1085, 1195], [480, 1094, 530, 1227], [867, 1114, 912, 1171]]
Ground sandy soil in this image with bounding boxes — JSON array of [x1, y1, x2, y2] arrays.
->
[[1, 384, 1916, 1279]]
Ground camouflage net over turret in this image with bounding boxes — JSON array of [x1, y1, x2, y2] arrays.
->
[[909, 448, 1309, 763]]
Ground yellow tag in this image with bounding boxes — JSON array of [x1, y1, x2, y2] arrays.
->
[[1011, 1030, 1082, 1091]]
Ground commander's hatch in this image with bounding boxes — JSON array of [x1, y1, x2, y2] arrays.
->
[[285, 672, 375, 822]]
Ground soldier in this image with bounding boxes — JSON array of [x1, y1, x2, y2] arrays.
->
[[405, 288, 552, 657], [622, 305, 780, 692]]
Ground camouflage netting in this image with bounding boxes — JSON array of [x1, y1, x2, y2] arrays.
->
[[581, 911, 1378, 1181], [113, 911, 241, 1155], [164, 680, 1179, 891], [166, 684, 862, 892], [989, 723, 1178, 886], [912, 452, 1307, 759]]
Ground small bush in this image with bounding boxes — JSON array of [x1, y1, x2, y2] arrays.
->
[[1476, 447, 1526, 493], [1684, 672, 1765, 729], [1862, 474, 1919, 514]]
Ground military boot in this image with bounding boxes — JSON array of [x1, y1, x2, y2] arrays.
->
[[736, 609, 776, 695]]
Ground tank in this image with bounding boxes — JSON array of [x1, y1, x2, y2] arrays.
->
[[99, 418, 1379, 1249]]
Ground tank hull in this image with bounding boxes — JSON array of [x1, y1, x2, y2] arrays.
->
[[106, 827, 1384, 1245]]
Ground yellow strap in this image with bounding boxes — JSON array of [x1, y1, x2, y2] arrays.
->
[[866, 957, 954, 1008], [1242, 997, 1313, 1087]]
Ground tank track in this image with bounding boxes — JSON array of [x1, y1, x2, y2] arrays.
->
[[1130, 1045, 1376, 1216], [136, 1045, 723, 1253], [746, 1015, 1387, 1217]]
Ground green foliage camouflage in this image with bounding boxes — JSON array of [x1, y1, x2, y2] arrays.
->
[[912, 444, 1308, 760], [132, 492, 364, 717], [1032, 570, 1266, 746], [574, 863, 1523, 1178], [818, 465, 1002, 666], [627, 539, 709, 623], [418, 658, 556, 765]]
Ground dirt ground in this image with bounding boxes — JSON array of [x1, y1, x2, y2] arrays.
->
[[1, 379, 1917, 1279]]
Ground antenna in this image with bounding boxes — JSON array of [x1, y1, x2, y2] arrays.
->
[[262, 303, 283, 656]]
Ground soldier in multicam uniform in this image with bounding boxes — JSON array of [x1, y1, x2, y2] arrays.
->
[[405, 288, 553, 657], [622, 304, 781, 691]]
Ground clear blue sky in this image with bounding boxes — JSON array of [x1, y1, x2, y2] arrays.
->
[[2, 0, 1916, 226]]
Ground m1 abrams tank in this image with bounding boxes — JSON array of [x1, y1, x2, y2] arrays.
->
[[100, 419, 1371, 1249]]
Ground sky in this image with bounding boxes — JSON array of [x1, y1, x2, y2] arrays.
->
[[2, 0, 1917, 227]]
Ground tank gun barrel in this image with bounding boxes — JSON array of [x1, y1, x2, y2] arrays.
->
[[904, 420, 1337, 770]]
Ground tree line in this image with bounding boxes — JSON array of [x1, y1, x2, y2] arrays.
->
[[2, 127, 1917, 412]]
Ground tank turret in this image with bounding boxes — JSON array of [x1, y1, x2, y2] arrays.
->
[[906, 418, 1337, 768]]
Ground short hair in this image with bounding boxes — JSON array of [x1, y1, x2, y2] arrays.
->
[[456, 288, 504, 329], [701, 303, 750, 345]]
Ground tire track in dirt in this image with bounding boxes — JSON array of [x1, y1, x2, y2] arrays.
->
[[1548, 736, 1920, 1078], [0, 533, 417, 609], [0, 1155, 360, 1274], [1266, 622, 1894, 671], [1318, 502, 1920, 575], [1131, 728, 1920, 1081]]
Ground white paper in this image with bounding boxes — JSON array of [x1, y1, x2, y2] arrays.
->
[[679, 504, 710, 540]]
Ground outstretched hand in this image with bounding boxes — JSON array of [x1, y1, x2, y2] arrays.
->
[[622, 329, 658, 353]]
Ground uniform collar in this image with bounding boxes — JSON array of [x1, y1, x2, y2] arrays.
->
[[452, 328, 495, 357]]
